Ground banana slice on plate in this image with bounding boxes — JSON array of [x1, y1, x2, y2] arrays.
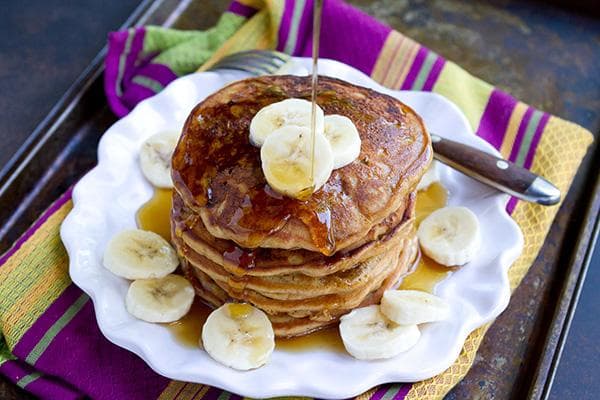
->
[[126, 274, 194, 323], [339, 305, 420, 360], [261, 126, 334, 199], [417, 160, 440, 191], [103, 229, 179, 279], [202, 303, 275, 370], [417, 206, 481, 266], [139, 131, 179, 188], [249, 98, 324, 147], [323, 114, 361, 169], [381, 290, 450, 325]]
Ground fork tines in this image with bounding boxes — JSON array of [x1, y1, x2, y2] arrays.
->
[[210, 50, 291, 75]]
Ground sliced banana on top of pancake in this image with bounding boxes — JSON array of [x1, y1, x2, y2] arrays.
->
[[381, 290, 450, 325], [139, 131, 179, 188], [103, 229, 179, 279], [417, 206, 481, 266], [417, 160, 440, 191], [323, 114, 361, 169], [261, 126, 334, 199], [126, 274, 195, 323], [249, 98, 324, 147], [202, 303, 275, 370], [339, 305, 420, 360]]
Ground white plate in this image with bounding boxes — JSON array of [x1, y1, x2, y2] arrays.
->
[[61, 58, 523, 399]]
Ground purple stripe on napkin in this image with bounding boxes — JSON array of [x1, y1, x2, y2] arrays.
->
[[123, 29, 146, 84], [294, 0, 315, 55], [278, 0, 296, 50], [32, 301, 169, 400], [26, 375, 84, 400], [1, 359, 84, 400], [137, 63, 178, 87], [121, 82, 158, 112], [105, 30, 137, 117], [12, 285, 83, 358], [318, 0, 390, 74], [400, 47, 427, 90], [0, 360, 35, 385], [477, 89, 518, 151], [227, 0, 258, 18], [422, 56, 445, 91], [370, 385, 392, 400]]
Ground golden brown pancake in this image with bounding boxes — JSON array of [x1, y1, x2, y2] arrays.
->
[[181, 237, 418, 337], [172, 191, 416, 277], [171, 75, 431, 338], [172, 75, 431, 255]]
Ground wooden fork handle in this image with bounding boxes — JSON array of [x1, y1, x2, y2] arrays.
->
[[431, 134, 560, 206]]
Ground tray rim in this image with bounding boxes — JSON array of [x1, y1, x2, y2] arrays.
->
[[0, 0, 598, 398]]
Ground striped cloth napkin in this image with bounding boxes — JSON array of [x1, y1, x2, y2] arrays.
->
[[0, 0, 593, 399]]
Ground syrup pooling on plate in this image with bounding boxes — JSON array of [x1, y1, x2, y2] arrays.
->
[[277, 325, 345, 353], [166, 300, 345, 353], [399, 254, 454, 293], [143, 180, 450, 352], [400, 182, 453, 292], [136, 189, 173, 241]]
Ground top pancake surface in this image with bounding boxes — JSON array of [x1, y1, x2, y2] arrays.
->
[[172, 75, 431, 255]]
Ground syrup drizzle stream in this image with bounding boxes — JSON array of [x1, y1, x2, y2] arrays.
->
[[307, 0, 323, 195]]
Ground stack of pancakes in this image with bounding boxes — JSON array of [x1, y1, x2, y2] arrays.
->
[[171, 75, 431, 337]]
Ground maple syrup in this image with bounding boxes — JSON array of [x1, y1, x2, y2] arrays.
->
[[164, 299, 346, 353], [136, 189, 172, 241], [164, 299, 211, 348], [277, 325, 345, 353], [308, 0, 323, 189], [400, 182, 451, 293], [399, 254, 453, 293], [170, 94, 340, 255]]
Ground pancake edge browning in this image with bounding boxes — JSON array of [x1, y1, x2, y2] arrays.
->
[[181, 236, 418, 338]]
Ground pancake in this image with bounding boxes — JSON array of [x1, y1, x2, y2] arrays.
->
[[181, 236, 418, 337], [172, 190, 416, 277], [172, 75, 431, 255], [176, 232, 411, 300], [171, 75, 431, 338]]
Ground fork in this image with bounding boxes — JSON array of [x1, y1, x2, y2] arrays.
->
[[209, 50, 560, 206], [209, 50, 291, 75]]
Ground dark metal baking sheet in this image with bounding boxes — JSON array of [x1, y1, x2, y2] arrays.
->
[[0, 1, 598, 399]]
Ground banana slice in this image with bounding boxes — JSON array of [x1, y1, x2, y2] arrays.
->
[[261, 125, 334, 199], [249, 98, 324, 147], [339, 305, 420, 360], [139, 131, 179, 188], [126, 274, 194, 323], [381, 290, 450, 325], [417, 206, 481, 266], [103, 229, 179, 279], [323, 115, 361, 169], [417, 160, 440, 191], [202, 303, 275, 370]]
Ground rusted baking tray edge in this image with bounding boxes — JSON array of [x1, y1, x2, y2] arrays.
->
[[0, 1, 599, 399], [0, 0, 177, 247], [534, 171, 600, 400]]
